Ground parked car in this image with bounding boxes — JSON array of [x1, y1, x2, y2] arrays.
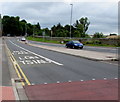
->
[[66, 40, 83, 49]]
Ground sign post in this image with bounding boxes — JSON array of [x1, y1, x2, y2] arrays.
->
[[42, 31, 45, 41]]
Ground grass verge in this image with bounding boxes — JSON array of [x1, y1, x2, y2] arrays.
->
[[26, 36, 119, 47], [27, 36, 61, 44]]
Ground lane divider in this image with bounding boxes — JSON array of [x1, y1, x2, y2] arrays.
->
[[5, 43, 31, 86]]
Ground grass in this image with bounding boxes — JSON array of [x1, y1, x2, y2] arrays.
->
[[27, 36, 119, 47], [26, 36, 61, 44]]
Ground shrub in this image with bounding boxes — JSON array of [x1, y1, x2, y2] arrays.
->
[[93, 40, 102, 44], [63, 39, 71, 43], [85, 41, 93, 44]]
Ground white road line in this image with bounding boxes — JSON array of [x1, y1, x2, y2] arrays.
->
[[9, 40, 63, 66], [104, 78, 107, 80], [80, 80, 84, 81], [100, 61, 118, 66], [114, 78, 118, 79], [85, 46, 117, 50], [57, 81, 60, 83], [68, 80, 72, 82], [44, 82, 47, 84], [31, 83, 35, 85], [92, 78, 95, 80]]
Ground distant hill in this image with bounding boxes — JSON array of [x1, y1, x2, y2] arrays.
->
[[106, 35, 120, 39]]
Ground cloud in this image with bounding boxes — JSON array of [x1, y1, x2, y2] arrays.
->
[[1, 1, 118, 35]]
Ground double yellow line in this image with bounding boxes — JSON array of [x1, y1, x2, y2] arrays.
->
[[5, 44, 31, 86]]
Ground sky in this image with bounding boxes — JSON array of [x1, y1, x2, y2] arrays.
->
[[0, 0, 119, 35]]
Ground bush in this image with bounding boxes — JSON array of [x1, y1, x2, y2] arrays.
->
[[85, 40, 102, 45], [63, 39, 71, 43], [93, 40, 102, 44], [85, 41, 93, 44]]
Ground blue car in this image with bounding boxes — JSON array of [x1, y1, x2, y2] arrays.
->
[[66, 40, 83, 49]]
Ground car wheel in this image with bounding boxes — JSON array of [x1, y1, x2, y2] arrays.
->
[[72, 46, 75, 49], [66, 45, 68, 48], [80, 46, 83, 49]]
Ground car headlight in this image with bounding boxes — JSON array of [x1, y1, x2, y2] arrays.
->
[[74, 44, 78, 46]]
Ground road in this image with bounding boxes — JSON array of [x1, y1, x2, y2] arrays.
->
[[28, 40, 118, 54], [6, 38, 118, 85]]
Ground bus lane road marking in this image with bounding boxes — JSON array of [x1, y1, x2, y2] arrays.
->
[[9, 40, 63, 66], [12, 50, 51, 65]]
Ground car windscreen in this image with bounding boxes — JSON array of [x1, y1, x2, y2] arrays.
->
[[73, 41, 80, 43]]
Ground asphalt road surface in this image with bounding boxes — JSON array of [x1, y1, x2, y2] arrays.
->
[[28, 40, 118, 54], [6, 38, 118, 85]]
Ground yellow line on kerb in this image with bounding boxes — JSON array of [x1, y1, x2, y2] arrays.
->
[[9, 57, 25, 86], [5, 44, 31, 86]]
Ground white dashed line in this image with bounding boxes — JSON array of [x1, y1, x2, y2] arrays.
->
[[92, 78, 95, 80], [68, 80, 72, 82], [57, 81, 60, 83], [80, 80, 84, 81], [31, 83, 35, 85], [101, 61, 118, 66], [44, 82, 47, 84], [104, 78, 107, 80], [114, 78, 118, 79]]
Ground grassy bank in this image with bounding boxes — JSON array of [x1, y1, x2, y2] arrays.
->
[[27, 36, 61, 44], [26, 36, 119, 47]]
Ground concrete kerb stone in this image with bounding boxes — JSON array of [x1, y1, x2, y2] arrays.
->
[[11, 78, 20, 101], [21, 41, 118, 61]]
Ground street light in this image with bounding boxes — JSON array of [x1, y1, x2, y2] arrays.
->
[[25, 23, 27, 37], [70, 3, 73, 39]]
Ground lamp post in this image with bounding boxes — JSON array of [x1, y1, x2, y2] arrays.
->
[[0, 14, 2, 37], [70, 3, 73, 39], [25, 23, 27, 37]]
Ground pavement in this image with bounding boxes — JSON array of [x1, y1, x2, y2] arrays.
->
[[26, 41, 118, 61], [0, 37, 16, 101], [1, 86, 15, 101]]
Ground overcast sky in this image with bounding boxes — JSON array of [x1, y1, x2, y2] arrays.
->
[[0, 0, 119, 35]]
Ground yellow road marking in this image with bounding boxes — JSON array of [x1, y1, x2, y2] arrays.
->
[[10, 57, 25, 86], [5, 43, 31, 86]]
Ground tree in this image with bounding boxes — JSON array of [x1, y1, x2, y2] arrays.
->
[[51, 25, 56, 37], [42, 28, 50, 36], [2, 16, 30, 36], [93, 32, 104, 38], [74, 17, 90, 37]]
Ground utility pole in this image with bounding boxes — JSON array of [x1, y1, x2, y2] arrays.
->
[[70, 4, 73, 39], [33, 25, 35, 37], [0, 14, 2, 37], [25, 23, 27, 37]]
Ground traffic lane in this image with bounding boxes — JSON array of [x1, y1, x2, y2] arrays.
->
[[14, 38, 117, 72], [9, 39, 118, 79], [17, 38, 119, 66], [7, 41, 91, 84], [28, 40, 117, 54], [6, 39, 118, 85], [83, 46, 118, 54], [7, 40, 89, 84]]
